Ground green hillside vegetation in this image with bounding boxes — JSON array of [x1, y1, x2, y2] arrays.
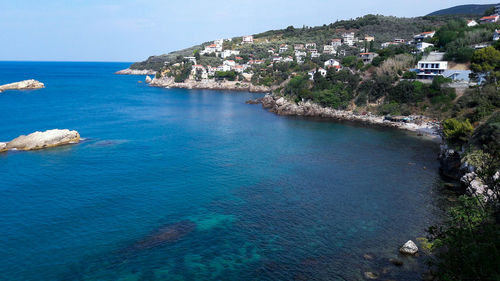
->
[[427, 4, 496, 16]]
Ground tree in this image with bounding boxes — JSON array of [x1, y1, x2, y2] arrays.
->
[[442, 118, 474, 144], [471, 47, 500, 85]]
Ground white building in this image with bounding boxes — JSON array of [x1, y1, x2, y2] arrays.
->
[[331, 39, 342, 47], [324, 59, 340, 69], [413, 31, 435, 43], [220, 50, 240, 59], [308, 68, 327, 80], [416, 52, 448, 80], [242, 35, 254, 44], [279, 44, 289, 53], [191, 65, 208, 79], [294, 44, 305, 50], [323, 45, 336, 55], [467, 20, 478, 27], [306, 43, 317, 49], [342, 32, 355, 46], [295, 50, 306, 57], [272, 56, 283, 63], [416, 42, 434, 52], [223, 60, 236, 67], [310, 49, 320, 58], [184, 56, 197, 64], [283, 56, 294, 63]]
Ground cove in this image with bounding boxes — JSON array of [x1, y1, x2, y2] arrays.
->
[[0, 62, 445, 280]]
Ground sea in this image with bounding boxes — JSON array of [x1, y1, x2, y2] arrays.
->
[[0, 62, 447, 280]]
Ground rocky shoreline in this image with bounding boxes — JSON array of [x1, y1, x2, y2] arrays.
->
[[1, 129, 81, 152], [0, 79, 45, 93], [115, 68, 157, 75], [250, 94, 442, 140], [149, 77, 272, 93]]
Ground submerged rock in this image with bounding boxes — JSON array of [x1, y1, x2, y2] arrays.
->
[[399, 240, 418, 255], [364, 271, 379, 279], [389, 258, 403, 266], [6, 129, 80, 151], [128, 220, 196, 252], [0, 79, 44, 92]]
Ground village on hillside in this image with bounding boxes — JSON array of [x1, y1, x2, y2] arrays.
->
[[149, 4, 500, 89]]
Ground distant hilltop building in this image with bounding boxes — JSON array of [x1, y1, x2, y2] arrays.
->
[[242, 35, 254, 44], [479, 14, 499, 24], [342, 32, 355, 46]]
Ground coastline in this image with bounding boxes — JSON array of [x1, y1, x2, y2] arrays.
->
[[115, 68, 156, 75], [250, 94, 443, 141], [149, 76, 272, 93]]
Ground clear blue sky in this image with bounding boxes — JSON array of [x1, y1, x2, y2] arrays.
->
[[0, 0, 497, 62]]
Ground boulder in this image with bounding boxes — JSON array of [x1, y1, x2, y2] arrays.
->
[[399, 240, 418, 255], [0, 142, 7, 152], [145, 75, 152, 83], [6, 129, 80, 151], [0, 80, 44, 92]]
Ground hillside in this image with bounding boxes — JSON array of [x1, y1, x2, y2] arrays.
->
[[427, 4, 495, 16], [130, 15, 461, 71]]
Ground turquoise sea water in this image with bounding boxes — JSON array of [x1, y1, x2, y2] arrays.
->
[[0, 62, 445, 280]]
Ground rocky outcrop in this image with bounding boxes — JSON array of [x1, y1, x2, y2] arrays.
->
[[438, 144, 463, 180], [256, 94, 441, 136], [0, 142, 7, 152], [5, 129, 80, 151], [149, 77, 272, 93], [115, 68, 156, 75], [0, 80, 44, 93], [145, 75, 153, 83], [399, 240, 419, 255]]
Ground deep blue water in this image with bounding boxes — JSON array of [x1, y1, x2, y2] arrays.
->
[[0, 62, 445, 280]]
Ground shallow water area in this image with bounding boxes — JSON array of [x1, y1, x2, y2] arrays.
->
[[0, 62, 445, 280]]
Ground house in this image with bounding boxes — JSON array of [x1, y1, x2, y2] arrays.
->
[[306, 43, 317, 49], [364, 36, 375, 42], [242, 35, 254, 44], [331, 38, 342, 47], [308, 68, 327, 80], [493, 29, 500, 41], [214, 39, 224, 47], [415, 52, 448, 79], [324, 59, 340, 68], [381, 42, 400, 48], [295, 50, 307, 57], [220, 50, 240, 59], [206, 65, 216, 76], [294, 44, 305, 50], [413, 31, 435, 43], [233, 65, 244, 73], [279, 44, 289, 53], [249, 59, 264, 65], [191, 65, 208, 79], [310, 49, 320, 58], [323, 45, 336, 55], [394, 38, 405, 43], [272, 56, 283, 63], [443, 70, 472, 82], [268, 48, 275, 54], [467, 20, 478, 27], [223, 60, 236, 67], [184, 56, 197, 64], [283, 56, 294, 63], [200, 44, 218, 55], [342, 32, 355, 46], [479, 15, 499, 24], [416, 42, 434, 52], [358, 52, 378, 64]]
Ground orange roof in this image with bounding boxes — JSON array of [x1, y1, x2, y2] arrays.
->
[[481, 15, 499, 20], [235, 57, 243, 60], [421, 31, 435, 34], [359, 52, 373, 55], [208, 44, 217, 47]]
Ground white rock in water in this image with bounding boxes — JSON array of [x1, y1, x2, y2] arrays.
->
[[0, 142, 7, 152], [0, 80, 45, 92], [399, 240, 418, 255], [145, 75, 152, 83], [6, 129, 80, 151], [115, 68, 156, 75]]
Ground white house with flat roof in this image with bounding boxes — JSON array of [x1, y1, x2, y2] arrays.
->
[[416, 42, 434, 52], [416, 52, 448, 79], [242, 35, 254, 44]]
